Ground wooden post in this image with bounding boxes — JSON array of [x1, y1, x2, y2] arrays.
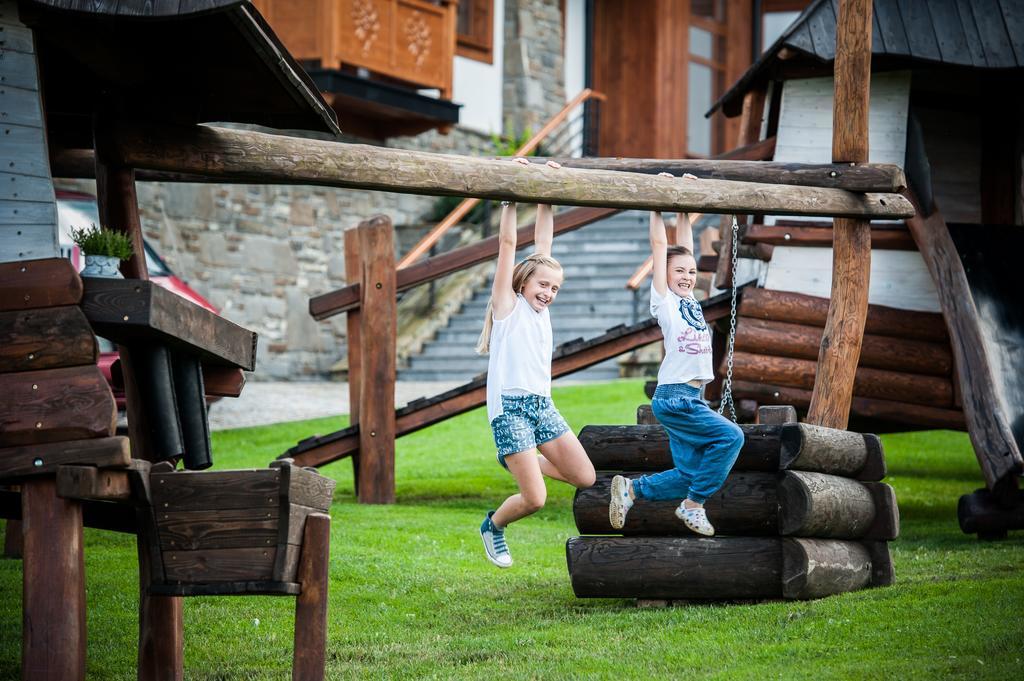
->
[[3, 519, 22, 559], [292, 513, 331, 681], [21, 477, 86, 681], [343, 228, 362, 495], [94, 122, 184, 679], [807, 0, 874, 430], [356, 217, 397, 504]]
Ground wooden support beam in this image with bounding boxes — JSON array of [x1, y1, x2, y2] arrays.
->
[[0, 306, 97, 373], [21, 477, 86, 681], [292, 513, 330, 681], [0, 258, 82, 312], [522, 157, 906, 192], [744, 224, 916, 250], [343, 228, 362, 495], [110, 124, 914, 219], [356, 217, 396, 504], [807, 0, 875, 430], [56, 465, 135, 502]]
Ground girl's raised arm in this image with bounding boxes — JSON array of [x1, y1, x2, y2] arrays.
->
[[650, 210, 669, 298], [491, 201, 519, 319], [674, 212, 694, 253], [533, 204, 553, 257]]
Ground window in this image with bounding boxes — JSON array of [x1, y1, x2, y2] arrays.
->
[[457, 0, 494, 63], [687, 1, 727, 156]]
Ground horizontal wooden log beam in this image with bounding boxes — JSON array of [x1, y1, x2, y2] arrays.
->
[[566, 536, 885, 600], [729, 381, 967, 431], [309, 206, 617, 320], [523, 157, 906, 192], [574, 471, 897, 540], [0, 366, 117, 448], [739, 288, 948, 342], [0, 258, 82, 312], [958, 488, 1024, 540], [744, 224, 917, 250], [735, 317, 954, 377], [579, 424, 886, 481], [731, 351, 954, 408], [0, 437, 130, 481], [0, 306, 97, 373], [111, 124, 914, 218]]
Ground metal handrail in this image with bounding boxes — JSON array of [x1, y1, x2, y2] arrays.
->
[[396, 87, 607, 269]]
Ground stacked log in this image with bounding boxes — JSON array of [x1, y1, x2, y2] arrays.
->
[[566, 407, 898, 602], [724, 289, 963, 432]]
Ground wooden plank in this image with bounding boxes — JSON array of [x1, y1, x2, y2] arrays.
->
[[757, 405, 797, 425], [735, 317, 954, 377], [292, 513, 330, 681], [356, 217, 396, 504], [573, 472, 780, 537], [0, 306, 97, 373], [113, 124, 915, 219], [0, 172, 53, 202], [904, 197, 1023, 497], [56, 464, 134, 502], [0, 436, 128, 480], [285, 465, 336, 511], [738, 288, 948, 342], [21, 477, 86, 681], [0, 48, 40, 91], [81, 278, 257, 370], [0, 365, 116, 447], [150, 469, 281, 511], [162, 546, 276, 583], [0, 222, 57, 263], [0, 84, 44, 128], [0, 257, 82, 311], [155, 506, 281, 551], [733, 351, 953, 408], [731, 380, 967, 431], [343, 227, 362, 492], [744, 223, 916, 250], [0, 124, 50, 179], [523, 158, 907, 192], [567, 536, 784, 600], [0, 21, 35, 54]]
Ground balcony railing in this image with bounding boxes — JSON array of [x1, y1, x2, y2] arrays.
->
[[255, 0, 456, 99]]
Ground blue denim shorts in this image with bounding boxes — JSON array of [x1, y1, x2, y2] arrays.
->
[[490, 394, 571, 467]]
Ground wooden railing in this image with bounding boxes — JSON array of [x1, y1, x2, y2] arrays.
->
[[396, 88, 607, 269], [254, 0, 457, 98]]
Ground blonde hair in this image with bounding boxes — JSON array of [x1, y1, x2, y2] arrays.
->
[[476, 254, 562, 355]]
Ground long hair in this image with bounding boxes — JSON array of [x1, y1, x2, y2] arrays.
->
[[476, 253, 562, 355]]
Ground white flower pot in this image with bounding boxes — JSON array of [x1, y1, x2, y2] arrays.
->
[[81, 254, 124, 278]]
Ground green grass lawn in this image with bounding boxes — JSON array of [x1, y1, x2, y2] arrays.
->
[[1, 379, 1022, 679]]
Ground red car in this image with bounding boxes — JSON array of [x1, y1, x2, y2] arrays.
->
[[57, 190, 220, 409]]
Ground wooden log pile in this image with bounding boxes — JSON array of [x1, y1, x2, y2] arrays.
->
[[724, 289, 964, 432], [566, 406, 898, 603]]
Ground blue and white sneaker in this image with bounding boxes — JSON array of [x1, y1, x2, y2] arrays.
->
[[609, 475, 634, 530], [480, 511, 512, 568]]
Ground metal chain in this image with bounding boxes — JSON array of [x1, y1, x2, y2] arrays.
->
[[718, 215, 740, 422]]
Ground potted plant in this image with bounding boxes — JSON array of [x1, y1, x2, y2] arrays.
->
[[70, 225, 134, 278]]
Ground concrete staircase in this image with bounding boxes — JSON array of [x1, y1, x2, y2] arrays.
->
[[399, 211, 652, 382]]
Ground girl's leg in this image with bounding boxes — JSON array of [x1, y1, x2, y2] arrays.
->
[[537, 431, 596, 489], [685, 403, 744, 505], [630, 399, 695, 501], [492, 449, 547, 527]]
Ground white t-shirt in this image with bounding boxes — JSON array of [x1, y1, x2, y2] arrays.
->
[[651, 283, 714, 386], [486, 294, 553, 423]]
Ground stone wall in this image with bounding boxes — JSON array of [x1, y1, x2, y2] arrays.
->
[[503, 0, 566, 137]]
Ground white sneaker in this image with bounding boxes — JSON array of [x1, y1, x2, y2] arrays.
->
[[609, 475, 635, 530], [480, 511, 512, 568], [676, 505, 715, 536]]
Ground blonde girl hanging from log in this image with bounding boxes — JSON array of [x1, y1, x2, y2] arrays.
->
[[476, 161, 596, 568]]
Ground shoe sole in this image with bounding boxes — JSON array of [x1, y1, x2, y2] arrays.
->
[[609, 476, 628, 530], [480, 532, 513, 568]]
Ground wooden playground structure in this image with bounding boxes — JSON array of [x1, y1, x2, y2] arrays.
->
[[2, 0, 1020, 677]]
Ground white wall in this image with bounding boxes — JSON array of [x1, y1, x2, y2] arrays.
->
[[564, 0, 586, 101], [452, 0, 505, 134], [774, 71, 911, 166]]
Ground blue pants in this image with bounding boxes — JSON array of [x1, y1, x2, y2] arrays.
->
[[633, 383, 744, 504]]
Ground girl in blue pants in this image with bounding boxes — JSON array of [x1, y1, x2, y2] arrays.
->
[[610, 189, 744, 535]]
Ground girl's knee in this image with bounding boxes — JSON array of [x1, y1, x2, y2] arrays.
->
[[727, 423, 745, 450], [522, 489, 546, 513], [576, 467, 597, 489]]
